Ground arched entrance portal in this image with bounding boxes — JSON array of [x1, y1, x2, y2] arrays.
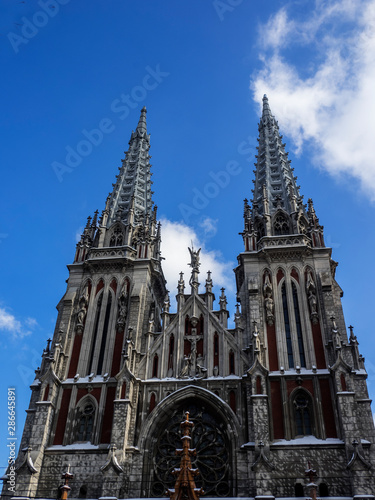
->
[[149, 398, 233, 497]]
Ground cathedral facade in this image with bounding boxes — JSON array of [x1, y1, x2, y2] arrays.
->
[[4, 98, 375, 499]]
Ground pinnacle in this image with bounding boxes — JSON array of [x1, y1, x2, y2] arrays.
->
[[136, 106, 147, 134], [262, 94, 272, 118]]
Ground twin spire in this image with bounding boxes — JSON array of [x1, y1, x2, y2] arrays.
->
[[75, 98, 325, 265], [107, 106, 154, 227], [241, 95, 325, 250]]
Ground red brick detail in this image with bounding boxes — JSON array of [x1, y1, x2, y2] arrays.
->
[[96, 279, 104, 295], [341, 373, 347, 391], [110, 279, 117, 294], [197, 338, 203, 357], [311, 321, 326, 369], [68, 333, 83, 378], [149, 393, 156, 414], [184, 339, 190, 356], [276, 269, 284, 284], [43, 385, 49, 401], [267, 323, 278, 371], [286, 379, 314, 397], [53, 389, 72, 445], [229, 390, 236, 413], [100, 386, 116, 443], [291, 268, 299, 283], [319, 379, 337, 438], [76, 387, 101, 404], [270, 380, 284, 439], [111, 331, 124, 376], [121, 381, 126, 399]]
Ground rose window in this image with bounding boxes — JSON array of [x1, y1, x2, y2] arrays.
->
[[150, 401, 231, 497]]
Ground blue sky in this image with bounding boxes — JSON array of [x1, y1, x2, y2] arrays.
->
[[1, 0, 375, 471]]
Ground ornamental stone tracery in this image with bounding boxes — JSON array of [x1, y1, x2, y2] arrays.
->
[[150, 401, 231, 498]]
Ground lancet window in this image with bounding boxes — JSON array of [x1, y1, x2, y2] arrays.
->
[[280, 274, 307, 369], [75, 400, 96, 442], [281, 282, 294, 368], [273, 212, 290, 235], [293, 391, 313, 437]]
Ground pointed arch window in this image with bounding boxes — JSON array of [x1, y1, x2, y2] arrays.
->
[[88, 292, 103, 375], [293, 391, 313, 436], [76, 402, 95, 442], [229, 390, 236, 413], [149, 393, 156, 414], [214, 333, 219, 369], [274, 213, 289, 236], [281, 282, 294, 368], [168, 334, 174, 372], [97, 292, 112, 374], [152, 354, 159, 378], [292, 282, 306, 367], [229, 350, 235, 375]]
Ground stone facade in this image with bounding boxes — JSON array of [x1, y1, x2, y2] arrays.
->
[[3, 101, 375, 500]]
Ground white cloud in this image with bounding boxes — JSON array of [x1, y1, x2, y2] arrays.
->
[[75, 226, 84, 242], [25, 317, 38, 328], [198, 217, 218, 238], [252, 0, 375, 200], [160, 218, 235, 306], [0, 307, 35, 339]]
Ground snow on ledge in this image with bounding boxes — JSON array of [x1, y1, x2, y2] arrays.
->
[[46, 442, 102, 451], [272, 435, 344, 446]]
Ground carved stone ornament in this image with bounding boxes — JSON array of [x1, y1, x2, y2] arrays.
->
[[116, 283, 128, 333], [76, 284, 89, 333], [263, 273, 274, 326], [306, 271, 318, 324], [151, 403, 231, 497]]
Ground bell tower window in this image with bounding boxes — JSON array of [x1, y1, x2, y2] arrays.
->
[[293, 392, 313, 436], [281, 282, 294, 368], [292, 282, 306, 367], [76, 403, 95, 442]]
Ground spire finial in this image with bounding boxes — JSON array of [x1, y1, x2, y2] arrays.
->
[[262, 94, 272, 117], [136, 106, 147, 134]]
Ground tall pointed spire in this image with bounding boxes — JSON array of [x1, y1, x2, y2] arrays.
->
[[241, 95, 325, 250], [136, 106, 148, 134], [252, 94, 301, 216], [74, 108, 164, 263], [107, 107, 153, 226]]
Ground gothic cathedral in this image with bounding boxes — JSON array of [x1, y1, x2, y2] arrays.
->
[[4, 97, 375, 499]]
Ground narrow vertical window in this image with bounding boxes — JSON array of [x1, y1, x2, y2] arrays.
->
[[340, 373, 347, 391], [88, 293, 103, 375], [229, 350, 235, 374], [76, 403, 95, 442], [152, 354, 159, 378], [294, 393, 312, 436], [281, 282, 294, 368], [168, 334, 174, 371], [214, 333, 219, 369], [256, 376, 262, 394], [97, 292, 112, 374], [149, 393, 156, 414], [292, 282, 306, 367], [229, 390, 236, 413]]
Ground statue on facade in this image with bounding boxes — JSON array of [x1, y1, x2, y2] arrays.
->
[[263, 273, 274, 325], [116, 283, 128, 333], [306, 271, 318, 324], [188, 246, 201, 292], [179, 355, 191, 378], [76, 284, 89, 333]]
